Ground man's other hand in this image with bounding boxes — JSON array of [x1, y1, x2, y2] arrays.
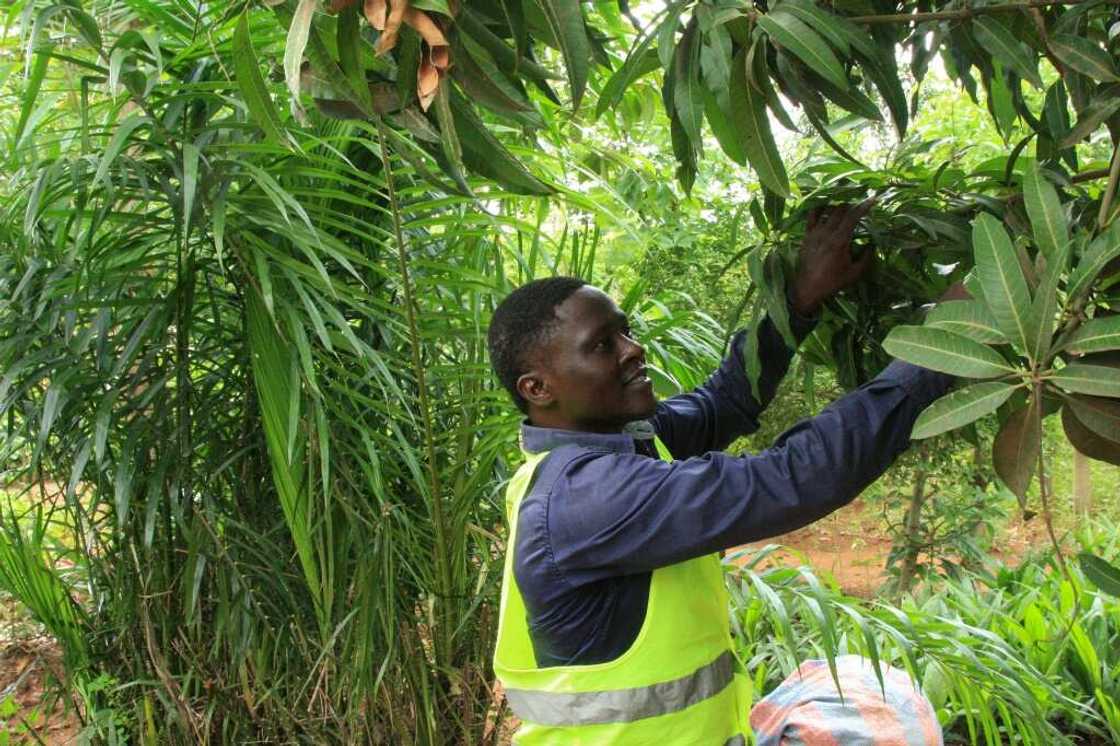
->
[[790, 200, 876, 316]]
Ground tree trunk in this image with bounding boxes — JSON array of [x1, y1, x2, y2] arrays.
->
[[1072, 447, 1092, 516]]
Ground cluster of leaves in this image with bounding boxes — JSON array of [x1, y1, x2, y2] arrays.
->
[[270, 0, 1120, 195], [882, 164, 1119, 508]]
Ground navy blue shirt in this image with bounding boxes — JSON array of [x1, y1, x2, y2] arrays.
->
[[513, 313, 954, 668]]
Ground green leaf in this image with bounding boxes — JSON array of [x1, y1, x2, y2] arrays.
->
[[699, 24, 732, 103], [1049, 34, 1120, 82], [93, 113, 150, 187], [527, 0, 591, 109], [13, 50, 50, 153], [458, 9, 561, 89], [750, 43, 799, 133], [1068, 222, 1120, 301], [912, 381, 1018, 439], [1065, 394, 1120, 443], [971, 16, 1042, 89], [1022, 164, 1068, 262], [1078, 553, 1120, 598], [432, 82, 470, 194], [1063, 404, 1120, 465], [451, 38, 539, 125], [449, 90, 552, 196], [182, 142, 199, 238], [704, 86, 745, 165], [1024, 236, 1070, 362], [1066, 317, 1120, 355], [1059, 93, 1120, 148], [1051, 363, 1120, 398], [973, 213, 1034, 356], [284, 0, 317, 117], [993, 397, 1041, 501], [673, 22, 704, 150], [730, 47, 789, 197], [855, 46, 907, 137], [757, 13, 848, 90], [882, 325, 1015, 378], [774, 1, 850, 56], [597, 46, 660, 119], [924, 300, 1006, 344]]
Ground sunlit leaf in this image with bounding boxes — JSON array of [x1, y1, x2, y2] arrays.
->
[[1050, 34, 1120, 82], [729, 46, 789, 197], [925, 300, 1006, 344], [972, 213, 1034, 356], [758, 12, 849, 90], [1068, 221, 1120, 301], [971, 16, 1042, 89], [1051, 363, 1120, 398], [882, 325, 1015, 378], [526, 0, 590, 109], [1024, 236, 1070, 362], [284, 0, 318, 118], [1065, 316, 1120, 355], [1022, 164, 1068, 263], [1059, 92, 1120, 148], [912, 381, 1018, 439]]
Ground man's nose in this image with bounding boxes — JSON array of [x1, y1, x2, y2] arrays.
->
[[619, 333, 644, 362]]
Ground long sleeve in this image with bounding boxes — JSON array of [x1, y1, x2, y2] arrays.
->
[[546, 361, 954, 585], [651, 310, 817, 459]]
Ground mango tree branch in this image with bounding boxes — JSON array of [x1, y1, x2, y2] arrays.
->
[[845, 0, 1118, 25]]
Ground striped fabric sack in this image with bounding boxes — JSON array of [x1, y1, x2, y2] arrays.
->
[[749, 655, 943, 746]]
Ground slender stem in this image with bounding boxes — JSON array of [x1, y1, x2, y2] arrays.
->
[[1071, 168, 1111, 184], [374, 119, 453, 668], [1097, 141, 1120, 229], [1034, 384, 1070, 581], [845, 0, 1116, 24]]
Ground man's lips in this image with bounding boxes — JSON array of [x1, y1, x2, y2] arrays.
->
[[623, 367, 651, 386]]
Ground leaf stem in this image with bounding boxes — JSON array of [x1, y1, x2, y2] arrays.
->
[[375, 118, 453, 667], [1033, 383, 1072, 586], [1098, 140, 1120, 230]]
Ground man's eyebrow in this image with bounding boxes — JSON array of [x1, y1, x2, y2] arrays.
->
[[583, 312, 628, 341]]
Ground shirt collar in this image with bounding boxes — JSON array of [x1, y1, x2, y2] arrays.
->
[[520, 419, 655, 454]]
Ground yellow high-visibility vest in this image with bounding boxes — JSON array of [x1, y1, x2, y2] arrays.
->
[[493, 438, 752, 745]]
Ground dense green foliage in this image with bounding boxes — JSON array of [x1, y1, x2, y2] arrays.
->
[[0, 0, 1119, 743]]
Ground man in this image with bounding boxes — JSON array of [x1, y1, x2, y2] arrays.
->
[[488, 204, 955, 744]]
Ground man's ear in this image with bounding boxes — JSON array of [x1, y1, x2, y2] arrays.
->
[[516, 370, 555, 409]]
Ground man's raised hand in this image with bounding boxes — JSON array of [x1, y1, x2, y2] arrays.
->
[[789, 199, 876, 316]]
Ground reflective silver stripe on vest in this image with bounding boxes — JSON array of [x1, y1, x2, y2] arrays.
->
[[504, 650, 735, 726], [724, 736, 746, 746]]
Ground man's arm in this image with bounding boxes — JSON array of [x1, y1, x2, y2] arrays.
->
[[546, 360, 954, 585], [651, 201, 876, 459], [650, 308, 816, 458]]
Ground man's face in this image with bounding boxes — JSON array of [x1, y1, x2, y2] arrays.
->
[[521, 286, 656, 433]]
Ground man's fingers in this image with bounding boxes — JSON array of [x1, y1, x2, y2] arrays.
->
[[807, 207, 822, 230], [837, 197, 877, 235]]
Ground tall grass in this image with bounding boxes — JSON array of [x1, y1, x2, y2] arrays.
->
[[728, 523, 1120, 744], [0, 1, 725, 740]]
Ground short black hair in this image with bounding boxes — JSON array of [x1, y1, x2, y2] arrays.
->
[[488, 277, 587, 413]]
